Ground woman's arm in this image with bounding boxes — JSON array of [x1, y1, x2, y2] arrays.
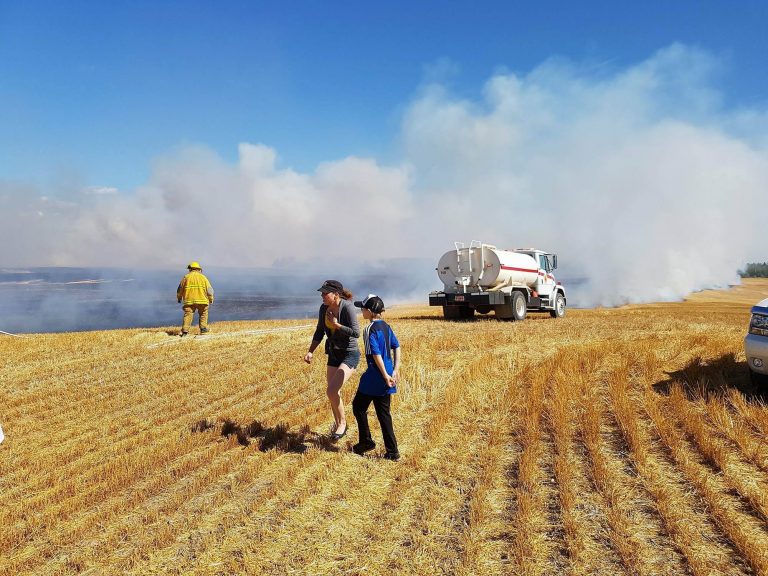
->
[[305, 306, 326, 363], [336, 301, 360, 338], [311, 305, 326, 343]]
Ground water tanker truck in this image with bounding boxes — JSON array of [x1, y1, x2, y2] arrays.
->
[[429, 241, 566, 320]]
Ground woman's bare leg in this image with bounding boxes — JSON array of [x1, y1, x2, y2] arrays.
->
[[326, 364, 354, 433]]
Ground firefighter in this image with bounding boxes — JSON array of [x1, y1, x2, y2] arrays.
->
[[177, 261, 214, 336]]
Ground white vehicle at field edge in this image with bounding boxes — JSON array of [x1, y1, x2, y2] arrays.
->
[[745, 297, 768, 386], [429, 241, 566, 321]]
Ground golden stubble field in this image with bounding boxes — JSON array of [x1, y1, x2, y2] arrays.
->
[[2, 279, 768, 576]]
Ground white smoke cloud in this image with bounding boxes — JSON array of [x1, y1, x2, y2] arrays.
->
[[401, 44, 768, 305], [2, 43, 767, 306]]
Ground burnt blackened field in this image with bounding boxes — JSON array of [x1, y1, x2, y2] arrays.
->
[[0, 268, 317, 333], [0, 265, 434, 333]]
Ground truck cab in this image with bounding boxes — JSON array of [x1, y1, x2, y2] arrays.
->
[[515, 249, 558, 301]]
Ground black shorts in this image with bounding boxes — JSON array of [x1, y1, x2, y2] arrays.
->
[[327, 349, 360, 369]]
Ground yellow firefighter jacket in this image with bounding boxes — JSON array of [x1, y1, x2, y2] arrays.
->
[[177, 270, 214, 305]]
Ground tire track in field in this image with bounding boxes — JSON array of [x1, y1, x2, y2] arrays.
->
[[630, 391, 752, 576], [670, 391, 768, 521], [645, 389, 768, 574], [601, 389, 691, 574], [703, 397, 768, 474], [453, 359, 524, 576], [505, 366, 553, 576], [727, 389, 768, 438], [579, 372, 669, 576], [546, 362, 615, 576], [604, 350, 746, 576]]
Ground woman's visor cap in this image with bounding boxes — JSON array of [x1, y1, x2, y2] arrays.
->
[[318, 279, 344, 294]]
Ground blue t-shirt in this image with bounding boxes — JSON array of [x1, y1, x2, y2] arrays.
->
[[358, 319, 400, 396]]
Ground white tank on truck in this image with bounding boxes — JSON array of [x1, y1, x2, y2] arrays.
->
[[429, 241, 566, 321]]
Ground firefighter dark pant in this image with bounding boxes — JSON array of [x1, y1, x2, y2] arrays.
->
[[182, 304, 209, 333], [352, 391, 398, 454]]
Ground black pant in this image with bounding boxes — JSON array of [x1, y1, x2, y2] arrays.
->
[[352, 391, 398, 454]]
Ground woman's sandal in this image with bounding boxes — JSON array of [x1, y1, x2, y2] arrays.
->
[[330, 425, 348, 441]]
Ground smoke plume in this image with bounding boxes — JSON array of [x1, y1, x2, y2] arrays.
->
[[3, 44, 768, 308]]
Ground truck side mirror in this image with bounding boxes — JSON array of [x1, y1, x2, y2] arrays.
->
[[552, 255, 557, 269]]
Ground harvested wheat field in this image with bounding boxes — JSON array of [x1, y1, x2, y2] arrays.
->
[[2, 279, 768, 575]]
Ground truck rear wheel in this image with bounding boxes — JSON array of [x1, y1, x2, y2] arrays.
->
[[443, 305, 474, 320], [550, 293, 566, 318], [442, 305, 461, 319], [511, 291, 527, 321]]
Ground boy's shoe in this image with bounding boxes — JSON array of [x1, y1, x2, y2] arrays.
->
[[352, 441, 376, 455], [200, 328, 209, 334], [383, 451, 400, 461], [179, 331, 188, 337]]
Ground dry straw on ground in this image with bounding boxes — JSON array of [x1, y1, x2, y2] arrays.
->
[[2, 279, 768, 575]]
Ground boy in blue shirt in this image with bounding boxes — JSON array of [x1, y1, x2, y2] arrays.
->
[[351, 294, 401, 461]]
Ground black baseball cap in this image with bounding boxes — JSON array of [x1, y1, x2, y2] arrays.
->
[[318, 279, 344, 293], [354, 294, 385, 314]]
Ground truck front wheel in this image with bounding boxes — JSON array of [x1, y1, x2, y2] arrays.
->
[[550, 293, 566, 318], [750, 370, 768, 387]]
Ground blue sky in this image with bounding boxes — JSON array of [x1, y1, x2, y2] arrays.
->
[[1, 1, 766, 192]]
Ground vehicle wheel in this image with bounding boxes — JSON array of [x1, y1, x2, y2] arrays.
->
[[442, 305, 461, 320], [750, 370, 768, 387], [476, 305, 492, 315], [550, 293, 566, 318], [459, 306, 475, 319], [511, 291, 527, 321]]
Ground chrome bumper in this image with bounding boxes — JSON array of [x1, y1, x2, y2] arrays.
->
[[745, 333, 768, 375]]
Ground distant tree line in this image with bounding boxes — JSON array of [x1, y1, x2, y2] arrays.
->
[[741, 262, 768, 277]]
